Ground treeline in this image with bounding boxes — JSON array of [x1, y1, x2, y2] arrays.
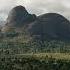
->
[[0, 31, 70, 54], [0, 39, 70, 54]]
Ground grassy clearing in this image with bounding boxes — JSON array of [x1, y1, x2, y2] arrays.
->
[[0, 53, 70, 70], [16, 53, 70, 60]]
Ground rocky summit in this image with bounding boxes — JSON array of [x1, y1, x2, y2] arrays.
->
[[6, 5, 36, 27]]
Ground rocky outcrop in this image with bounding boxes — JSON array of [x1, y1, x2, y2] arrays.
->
[[5, 5, 36, 27]]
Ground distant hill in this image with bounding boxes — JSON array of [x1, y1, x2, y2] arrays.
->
[[2, 5, 70, 40], [29, 13, 70, 40]]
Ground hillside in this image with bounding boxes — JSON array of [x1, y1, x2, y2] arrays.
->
[[0, 5, 70, 53]]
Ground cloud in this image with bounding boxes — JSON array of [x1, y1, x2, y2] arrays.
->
[[0, 0, 16, 21], [15, 0, 70, 20], [0, 0, 70, 21], [0, 0, 16, 10]]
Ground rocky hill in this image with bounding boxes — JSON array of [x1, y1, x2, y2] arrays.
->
[[2, 5, 70, 40], [29, 13, 70, 40], [2, 5, 36, 32]]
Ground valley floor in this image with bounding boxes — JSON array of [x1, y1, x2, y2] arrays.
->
[[0, 53, 70, 70], [16, 53, 70, 60]]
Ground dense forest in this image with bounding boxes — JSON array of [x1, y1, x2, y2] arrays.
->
[[0, 32, 70, 70], [0, 33, 70, 54]]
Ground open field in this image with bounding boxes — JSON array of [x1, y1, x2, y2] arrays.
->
[[16, 53, 70, 61], [0, 53, 70, 70]]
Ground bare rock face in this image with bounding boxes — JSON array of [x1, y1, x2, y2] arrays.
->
[[6, 5, 36, 27], [29, 13, 70, 40], [2, 5, 36, 33]]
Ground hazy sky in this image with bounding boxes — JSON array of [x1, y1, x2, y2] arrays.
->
[[0, 0, 70, 21]]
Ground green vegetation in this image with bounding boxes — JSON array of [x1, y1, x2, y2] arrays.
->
[[0, 32, 70, 70], [0, 38, 70, 53], [0, 53, 70, 70]]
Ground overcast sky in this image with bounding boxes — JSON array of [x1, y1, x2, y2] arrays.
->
[[0, 0, 70, 21]]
